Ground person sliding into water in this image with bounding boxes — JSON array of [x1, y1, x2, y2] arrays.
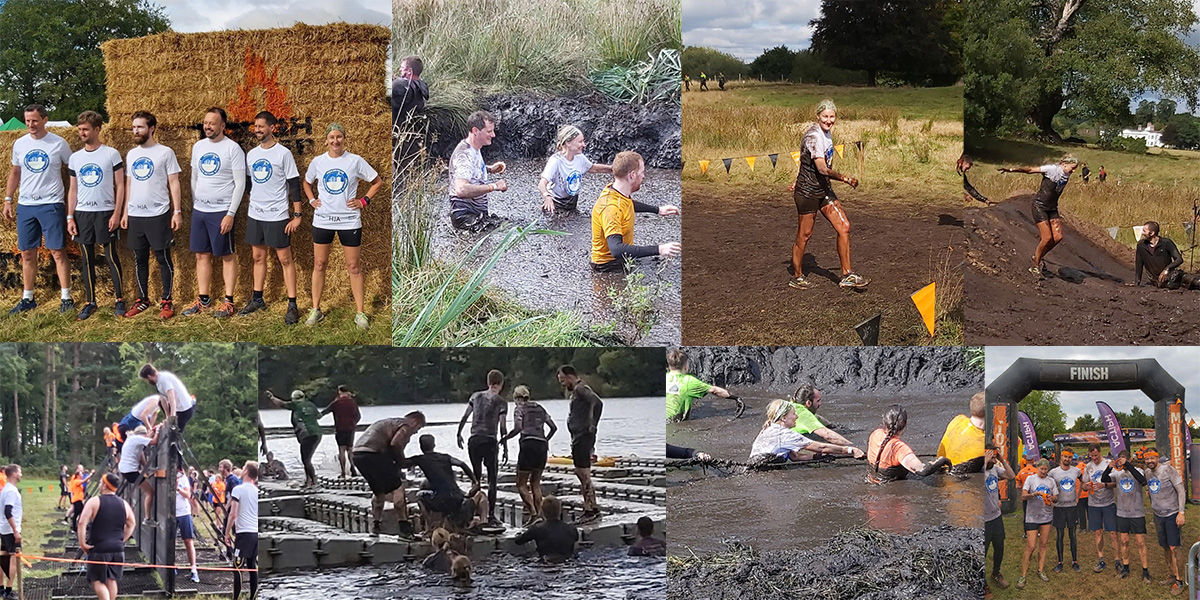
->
[[996, 155, 1078, 277], [866, 404, 950, 483], [750, 400, 864, 464]]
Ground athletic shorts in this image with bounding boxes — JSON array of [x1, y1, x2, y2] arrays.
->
[[85, 550, 123, 583], [122, 471, 144, 486], [552, 195, 579, 211], [571, 433, 596, 469], [352, 451, 403, 495], [234, 532, 258, 569], [312, 226, 361, 247], [0, 533, 15, 552], [189, 209, 235, 256], [417, 489, 466, 516], [518, 438, 549, 471], [1116, 516, 1146, 534], [75, 210, 117, 245], [1088, 503, 1117, 532], [176, 514, 196, 539], [17, 202, 66, 251], [335, 430, 355, 447], [60, 488, 69, 497], [1052, 505, 1078, 529], [1031, 201, 1059, 224], [126, 212, 173, 252], [1024, 520, 1051, 531], [245, 217, 291, 249], [1155, 513, 1182, 548], [793, 191, 836, 216], [118, 413, 142, 432]]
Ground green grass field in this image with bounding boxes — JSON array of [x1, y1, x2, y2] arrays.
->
[[687, 81, 964, 122], [11, 479, 64, 579]]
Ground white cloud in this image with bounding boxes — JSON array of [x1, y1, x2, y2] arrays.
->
[[155, 0, 389, 32], [683, 0, 821, 61]]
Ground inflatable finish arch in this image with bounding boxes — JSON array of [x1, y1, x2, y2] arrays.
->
[[985, 358, 1187, 513]]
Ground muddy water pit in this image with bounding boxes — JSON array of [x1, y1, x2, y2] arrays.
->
[[429, 159, 682, 345], [667, 392, 982, 553]]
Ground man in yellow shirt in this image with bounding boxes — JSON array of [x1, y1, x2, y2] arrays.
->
[[937, 391, 986, 472], [590, 151, 680, 271]]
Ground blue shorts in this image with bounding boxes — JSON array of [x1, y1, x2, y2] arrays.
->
[[176, 514, 195, 539], [118, 414, 142, 430], [17, 203, 66, 251], [189, 210, 234, 256], [1088, 503, 1117, 532]]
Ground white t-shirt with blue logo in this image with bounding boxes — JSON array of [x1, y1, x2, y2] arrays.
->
[[246, 143, 299, 222], [190, 137, 246, 215], [305, 151, 377, 231], [68, 145, 123, 212], [1047, 465, 1081, 507], [1022, 473, 1058, 524], [1147, 463, 1183, 518], [11, 132, 71, 205], [1039, 164, 1070, 191], [983, 464, 1006, 522], [541, 152, 594, 199], [125, 143, 181, 218]]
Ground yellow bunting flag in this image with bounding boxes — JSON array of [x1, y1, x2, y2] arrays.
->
[[834, 144, 845, 159], [699, 160, 710, 175], [910, 282, 936, 336], [791, 151, 802, 165], [745, 156, 756, 171]]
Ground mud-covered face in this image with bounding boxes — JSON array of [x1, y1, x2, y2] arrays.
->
[[807, 389, 823, 411], [1037, 464, 1050, 477], [817, 109, 836, 132], [1060, 454, 1071, 468]]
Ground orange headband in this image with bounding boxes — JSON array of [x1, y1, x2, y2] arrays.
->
[[1145, 450, 1160, 459], [102, 476, 118, 492]]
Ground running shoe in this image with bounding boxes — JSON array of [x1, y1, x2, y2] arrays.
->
[[212, 300, 236, 318], [123, 299, 151, 318], [181, 297, 210, 316], [1119, 563, 1129, 579], [305, 308, 324, 326], [159, 300, 175, 320], [1142, 569, 1151, 583], [1053, 562, 1062, 573], [1172, 580, 1184, 595], [1093, 560, 1106, 572], [577, 510, 602, 525], [237, 297, 267, 316], [1037, 570, 1049, 582], [190, 570, 200, 583], [990, 573, 1009, 590], [8, 298, 35, 314], [487, 517, 504, 529], [788, 275, 813, 289], [284, 303, 299, 325], [114, 299, 126, 317], [76, 302, 97, 321], [59, 298, 75, 314], [1015, 577, 1026, 589], [1072, 562, 1080, 572], [354, 312, 369, 330], [839, 272, 869, 288]]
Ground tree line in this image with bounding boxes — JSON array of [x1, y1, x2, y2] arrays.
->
[[1015, 390, 1200, 447]]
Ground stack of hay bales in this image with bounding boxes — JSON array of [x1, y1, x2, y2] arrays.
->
[[0, 126, 80, 289], [2, 23, 390, 312]]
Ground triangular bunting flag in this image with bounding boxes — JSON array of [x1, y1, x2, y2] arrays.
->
[[855, 141, 863, 151], [834, 144, 845, 159], [768, 153, 778, 168], [1132, 225, 1146, 240], [699, 160, 710, 175], [1107, 226, 1119, 239], [910, 282, 936, 336], [722, 158, 732, 173], [745, 156, 756, 171], [854, 313, 882, 346], [791, 151, 802, 165]]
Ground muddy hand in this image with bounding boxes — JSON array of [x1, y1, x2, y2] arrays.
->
[[726, 397, 745, 421]]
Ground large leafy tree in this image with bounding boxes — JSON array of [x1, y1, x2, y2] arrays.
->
[[965, 0, 1200, 141], [0, 0, 170, 120], [682, 46, 749, 79], [749, 46, 796, 81], [1019, 389, 1066, 444]]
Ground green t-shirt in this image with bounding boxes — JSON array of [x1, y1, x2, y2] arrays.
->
[[789, 402, 825, 435], [666, 371, 711, 419], [285, 400, 322, 440]]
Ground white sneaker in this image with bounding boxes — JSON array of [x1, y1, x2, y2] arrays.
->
[[190, 570, 199, 583], [354, 312, 369, 330]]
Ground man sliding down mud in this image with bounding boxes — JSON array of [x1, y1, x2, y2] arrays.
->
[[1128, 221, 1198, 290], [997, 155, 1078, 277]]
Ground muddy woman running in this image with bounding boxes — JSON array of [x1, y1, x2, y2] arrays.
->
[[997, 155, 1079, 277], [789, 99, 867, 290]]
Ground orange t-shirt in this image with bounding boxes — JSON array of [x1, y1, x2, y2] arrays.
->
[[0, 472, 6, 488], [211, 477, 226, 504], [69, 474, 85, 503], [1076, 461, 1090, 498], [1015, 462, 1039, 492], [868, 428, 915, 470]]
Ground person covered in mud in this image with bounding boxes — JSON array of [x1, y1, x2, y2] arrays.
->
[[351, 411, 425, 538], [499, 385, 556, 526], [589, 150, 681, 272], [1102, 449, 1150, 582], [402, 434, 488, 535], [448, 110, 508, 232], [956, 154, 989, 204], [538, 125, 612, 214], [983, 445, 1015, 591], [996, 154, 1079, 277], [935, 392, 985, 473], [456, 369, 508, 529], [1082, 443, 1119, 573], [391, 55, 428, 131], [751, 400, 864, 464], [788, 99, 868, 291], [666, 444, 712, 462], [866, 404, 950, 483], [422, 527, 464, 572], [260, 451, 288, 480], [1130, 220, 1197, 289], [1017, 458, 1057, 589], [1144, 449, 1187, 594], [1080, 162, 1090, 183], [628, 516, 666, 557], [1047, 450, 1082, 573], [787, 384, 853, 447], [560, 365, 604, 524], [665, 349, 737, 422], [514, 495, 578, 562]]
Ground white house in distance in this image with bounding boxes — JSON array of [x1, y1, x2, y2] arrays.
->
[[1119, 122, 1164, 148]]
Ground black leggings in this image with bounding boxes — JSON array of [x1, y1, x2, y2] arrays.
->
[[984, 515, 1005, 576], [80, 242, 123, 303], [1056, 521, 1077, 562], [133, 247, 174, 301], [300, 435, 320, 483], [468, 436, 498, 519], [232, 532, 258, 599]]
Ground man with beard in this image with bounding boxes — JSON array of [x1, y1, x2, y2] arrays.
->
[[589, 151, 680, 272], [558, 365, 603, 524], [121, 111, 182, 319]]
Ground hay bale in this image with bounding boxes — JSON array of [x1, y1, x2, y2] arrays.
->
[[1, 23, 391, 310]]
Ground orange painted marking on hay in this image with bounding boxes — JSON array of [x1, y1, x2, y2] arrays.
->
[[228, 48, 294, 123]]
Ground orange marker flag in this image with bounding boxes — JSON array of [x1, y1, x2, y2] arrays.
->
[[699, 160, 710, 175], [791, 151, 802, 165], [835, 144, 845, 159], [911, 282, 936, 336], [745, 156, 756, 171]]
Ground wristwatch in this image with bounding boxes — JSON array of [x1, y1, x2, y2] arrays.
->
[[292, 212, 303, 218]]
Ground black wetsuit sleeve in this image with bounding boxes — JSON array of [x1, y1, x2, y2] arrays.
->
[[592, 397, 603, 430], [632, 200, 658, 214], [1128, 465, 1146, 485], [1101, 464, 1113, 483], [514, 524, 539, 545], [450, 456, 476, 483], [606, 234, 658, 260], [3, 505, 11, 519], [666, 444, 695, 459]]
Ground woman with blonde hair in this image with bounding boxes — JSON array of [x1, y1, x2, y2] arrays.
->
[[500, 384, 557, 526], [538, 125, 612, 214], [997, 154, 1080, 277], [750, 399, 864, 462]]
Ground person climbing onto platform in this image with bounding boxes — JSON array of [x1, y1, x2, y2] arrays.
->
[[352, 411, 425, 538]]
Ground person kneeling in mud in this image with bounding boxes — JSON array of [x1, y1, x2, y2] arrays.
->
[[750, 400, 864, 464], [589, 151, 680, 272], [515, 496, 578, 563], [866, 404, 950, 483], [936, 391, 985, 473], [401, 434, 488, 535], [1128, 221, 1198, 290], [1018, 458, 1057, 589]]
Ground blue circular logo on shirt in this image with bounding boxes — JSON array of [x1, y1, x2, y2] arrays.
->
[[824, 147, 834, 163], [78, 164, 104, 188], [1148, 479, 1161, 494], [1091, 471, 1103, 482], [131, 157, 155, 181], [1035, 484, 1051, 495], [198, 152, 221, 176], [322, 169, 349, 195], [1059, 478, 1074, 492], [1119, 479, 1134, 493], [566, 171, 583, 195], [251, 158, 272, 184], [24, 149, 49, 173], [985, 475, 999, 492]]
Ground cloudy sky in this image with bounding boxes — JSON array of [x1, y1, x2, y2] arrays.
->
[[683, 0, 821, 61], [985, 347, 1200, 425], [155, 0, 389, 32]]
